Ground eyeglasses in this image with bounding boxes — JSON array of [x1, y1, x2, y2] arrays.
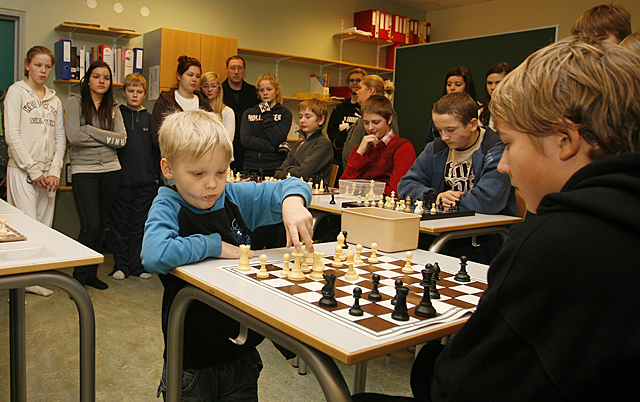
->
[[201, 84, 219, 90], [228, 66, 245, 72], [348, 78, 361, 83]]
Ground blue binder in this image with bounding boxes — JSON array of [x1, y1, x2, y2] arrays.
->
[[54, 39, 72, 80], [133, 48, 143, 74]]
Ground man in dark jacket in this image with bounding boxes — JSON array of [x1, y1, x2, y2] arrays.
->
[[222, 55, 260, 171]]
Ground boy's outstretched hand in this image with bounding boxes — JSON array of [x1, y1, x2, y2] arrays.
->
[[220, 241, 259, 259], [437, 190, 465, 208], [282, 195, 314, 253]]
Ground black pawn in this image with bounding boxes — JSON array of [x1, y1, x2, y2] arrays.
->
[[349, 287, 364, 316], [454, 255, 471, 282], [415, 270, 437, 318], [391, 287, 410, 321], [319, 273, 338, 307], [329, 193, 336, 205], [438, 199, 445, 212], [368, 274, 382, 301], [430, 263, 441, 299], [391, 278, 403, 305], [341, 231, 348, 249]]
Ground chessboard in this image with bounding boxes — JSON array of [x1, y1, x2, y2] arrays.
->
[[340, 201, 475, 221], [222, 247, 486, 340], [0, 224, 27, 243]]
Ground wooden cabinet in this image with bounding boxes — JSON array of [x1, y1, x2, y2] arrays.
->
[[143, 28, 237, 94]]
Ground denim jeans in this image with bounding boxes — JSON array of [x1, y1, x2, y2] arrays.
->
[[71, 170, 122, 284], [159, 348, 263, 402]]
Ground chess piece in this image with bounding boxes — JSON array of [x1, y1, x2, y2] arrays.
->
[[438, 199, 445, 212], [348, 287, 364, 316], [368, 179, 376, 198], [256, 254, 269, 278], [454, 255, 471, 282], [430, 203, 437, 215], [310, 251, 326, 279], [332, 245, 344, 267], [301, 248, 311, 273], [341, 231, 349, 248], [430, 263, 441, 299], [344, 262, 359, 281], [314, 184, 320, 194], [368, 243, 380, 263], [286, 172, 292, 178], [235, 172, 241, 182], [357, 195, 362, 205], [345, 248, 355, 266], [0, 219, 7, 234], [378, 195, 384, 208], [351, 183, 357, 196], [391, 279, 403, 305], [414, 269, 437, 318], [390, 191, 396, 209], [237, 244, 251, 271], [288, 250, 306, 281], [320, 179, 324, 190], [395, 200, 403, 211], [404, 198, 412, 213], [414, 201, 423, 215], [391, 286, 410, 321], [384, 195, 393, 210], [354, 244, 364, 264], [280, 253, 291, 277], [329, 193, 336, 205], [337, 232, 346, 249], [364, 194, 370, 207], [368, 274, 382, 301], [402, 251, 414, 273], [319, 274, 338, 307]]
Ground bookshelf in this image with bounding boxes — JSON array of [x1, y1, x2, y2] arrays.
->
[[53, 23, 141, 85]]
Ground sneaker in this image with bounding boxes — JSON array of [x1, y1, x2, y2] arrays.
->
[[112, 270, 125, 280], [85, 276, 109, 290], [139, 272, 152, 280]]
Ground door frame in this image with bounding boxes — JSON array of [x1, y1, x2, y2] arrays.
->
[[0, 8, 25, 83]]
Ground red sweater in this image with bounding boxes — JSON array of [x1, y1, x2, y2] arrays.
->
[[341, 135, 416, 195]]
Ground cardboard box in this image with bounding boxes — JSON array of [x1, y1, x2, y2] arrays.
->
[[339, 179, 385, 197], [341, 207, 420, 252]]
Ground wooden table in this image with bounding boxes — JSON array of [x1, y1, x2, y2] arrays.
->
[[310, 194, 522, 252], [165, 242, 489, 402], [0, 209, 103, 402]]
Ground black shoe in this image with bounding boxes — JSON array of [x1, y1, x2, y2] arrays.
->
[[85, 276, 109, 290]]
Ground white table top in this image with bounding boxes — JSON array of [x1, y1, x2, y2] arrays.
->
[[0, 213, 103, 276], [0, 199, 26, 215], [310, 194, 521, 234], [173, 242, 488, 365]]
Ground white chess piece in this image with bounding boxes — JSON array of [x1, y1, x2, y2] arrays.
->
[[368, 243, 380, 263], [354, 244, 364, 264], [414, 201, 424, 215], [368, 179, 376, 198], [332, 244, 344, 267], [378, 195, 384, 208], [310, 251, 326, 280], [237, 245, 251, 271], [357, 195, 362, 205], [344, 262, 359, 281], [288, 250, 306, 281], [286, 173, 292, 178], [364, 194, 370, 207], [257, 254, 270, 278], [280, 253, 291, 277], [402, 251, 414, 273], [431, 203, 437, 215]]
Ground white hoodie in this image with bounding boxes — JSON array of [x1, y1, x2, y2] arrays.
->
[[3, 80, 66, 179]]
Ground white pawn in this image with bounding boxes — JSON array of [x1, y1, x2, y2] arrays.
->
[[368, 243, 380, 263], [364, 194, 370, 207], [256, 254, 270, 278], [378, 195, 384, 208], [354, 244, 364, 264], [286, 173, 292, 178], [344, 262, 359, 281], [332, 244, 344, 267], [345, 248, 355, 267], [402, 251, 414, 273], [357, 195, 362, 205], [280, 253, 291, 277], [431, 202, 437, 215], [314, 184, 320, 194]]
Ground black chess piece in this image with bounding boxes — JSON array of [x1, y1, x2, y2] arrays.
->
[[341, 231, 348, 249], [454, 255, 471, 282], [415, 270, 437, 318], [319, 274, 338, 307], [349, 287, 364, 316], [430, 262, 441, 299], [329, 193, 336, 205], [391, 286, 410, 321], [368, 274, 382, 301], [391, 278, 403, 306], [438, 199, 445, 212]]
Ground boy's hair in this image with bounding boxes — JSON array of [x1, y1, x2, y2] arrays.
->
[[200, 71, 226, 114], [123, 73, 147, 92], [24, 46, 55, 78], [225, 55, 246, 68], [440, 66, 476, 99], [490, 37, 640, 161], [620, 29, 640, 55], [361, 75, 395, 98], [433, 92, 479, 126], [256, 73, 283, 105], [298, 98, 328, 121], [158, 110, 233, 164], [347, 68, 367, 83], [361, 95, 393, 121], [571, 3, 631, 43]]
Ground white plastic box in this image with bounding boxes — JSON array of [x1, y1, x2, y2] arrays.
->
[[339, 179, 386, 197], [341, 207, 420, 253]]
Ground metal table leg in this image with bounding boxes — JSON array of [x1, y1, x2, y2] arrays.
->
[[352, 361, 368, 394], [428, 227, 509, 253], [1, 271, 96, 402], [166, 285, 352, 402]]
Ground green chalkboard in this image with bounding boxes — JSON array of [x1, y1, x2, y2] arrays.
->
[[393, 26, 557, 153]]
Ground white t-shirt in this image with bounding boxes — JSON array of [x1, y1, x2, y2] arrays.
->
[[444, 128, 485, 192], [175, 91, 199, 111]]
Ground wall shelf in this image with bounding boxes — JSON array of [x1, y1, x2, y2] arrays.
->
[[54, 23, 141, 40], [53, 79, 123, 87], [283, 96, 340, 104]]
